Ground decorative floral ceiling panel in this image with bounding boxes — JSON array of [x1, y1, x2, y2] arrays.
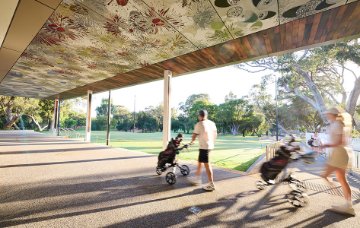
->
[[211, 0, 279, 38], [279, 0, 347, 23], [0, 0, 356, 98]]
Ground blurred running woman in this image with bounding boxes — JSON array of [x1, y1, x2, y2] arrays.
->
[[320, 107, 355, 216], [189, 110, 217, 191]]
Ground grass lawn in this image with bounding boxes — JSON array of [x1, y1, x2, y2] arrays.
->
[[50, 130, 271, 172]]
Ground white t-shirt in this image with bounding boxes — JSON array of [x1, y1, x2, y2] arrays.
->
[[193, 119, 217, 150]]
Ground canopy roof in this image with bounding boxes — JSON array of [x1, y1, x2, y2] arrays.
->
[[0, 0, 359, 99]]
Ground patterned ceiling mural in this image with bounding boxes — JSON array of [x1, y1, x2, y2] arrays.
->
[[0, 0, 356, 98]]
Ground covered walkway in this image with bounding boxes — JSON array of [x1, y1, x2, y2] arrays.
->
[[0, 131, 359, 227]]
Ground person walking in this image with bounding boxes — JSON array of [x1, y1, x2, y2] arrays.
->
[[189, 110, 217, 191], [320, 107, 355, 216]]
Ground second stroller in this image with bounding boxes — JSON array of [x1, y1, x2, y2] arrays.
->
[[256, 136, 316, 207]]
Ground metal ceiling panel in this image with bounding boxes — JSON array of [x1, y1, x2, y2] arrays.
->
[[0, 48, 21, 81], [0, 0, 19, 47], [37, 0, 62, 9], [2, 0, 54, 52]]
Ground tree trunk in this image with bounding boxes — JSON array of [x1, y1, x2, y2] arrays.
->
[[26, 115, 47, 131], [346, 77, 360, 118], [13, 123, 20, 130], [4, 116, 19, 129], [230, 124, 238, 135], [293, 65, 328, 123]]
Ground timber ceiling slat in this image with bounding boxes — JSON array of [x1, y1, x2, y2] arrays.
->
[[285, 22, 293, 50], [323, 7, 340, 41], [346, 2, 360, 32], [315, 8, 332, 43], [291, 19, 299, 48], [297, 17, 306, 47], [279, 21, 287, 51], [263, 32, 273, 54], [308, 13, 322, 44], [331, 4, 349, 40]]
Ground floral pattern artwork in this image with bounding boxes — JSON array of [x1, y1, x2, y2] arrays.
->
[[136, 0, 233, 48], [279, 0, 347, 23], [0, 0, 355, 98], [211, 0, 279, 38]]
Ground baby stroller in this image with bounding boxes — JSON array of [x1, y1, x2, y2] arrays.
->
[[256, 136, 316, 207], [156, 133, 190, 185]]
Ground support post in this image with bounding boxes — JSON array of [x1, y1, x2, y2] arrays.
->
[[57, 100, 61, 136], [106, 90, 111, 146], [85, 90, 93, 142], [53, 98, 59, 135], [163, 70, 172, 149], [275, 74, 279, 141]]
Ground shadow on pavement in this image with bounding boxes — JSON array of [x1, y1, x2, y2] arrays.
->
[[284, 210, 353, 228], [0, 185, 205, 227], [0, 146, 109, 155], [0, 155, 154, 168]]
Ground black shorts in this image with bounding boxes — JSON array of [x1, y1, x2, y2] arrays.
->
[[198, 149, 211, 163]]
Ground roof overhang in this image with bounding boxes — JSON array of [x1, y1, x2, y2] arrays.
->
[[0, 0, 359, 100]]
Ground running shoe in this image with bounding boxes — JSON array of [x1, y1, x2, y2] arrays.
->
[[330, 204, 356, 216], [188, 176, 201, 186], [203, 183, 215, 191]]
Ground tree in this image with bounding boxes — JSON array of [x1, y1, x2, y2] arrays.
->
[[248, 78, 275, 134], [179, 94, 211, 133], [113, 105, 132, 131], [38, 99, 55, 130], [179, 94, 210, 115], [96, 98, 115, 117], [0, 96, 49, 131], [217, 98, 253, 135], [0, 96, 24, 129], [136, 111, 158, 132], [236, 40, 360, 128]]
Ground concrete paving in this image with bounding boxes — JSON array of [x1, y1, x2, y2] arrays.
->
[[0, 131, 359, 228]]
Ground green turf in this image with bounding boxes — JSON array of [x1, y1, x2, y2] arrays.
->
[[48, 130, 270, 172]]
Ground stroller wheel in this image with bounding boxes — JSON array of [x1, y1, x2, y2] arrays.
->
[[256, 181, 266, 190], [286, 190, 309, 207], [180, 165, 190, 176], [166, 172, 176, 185], [156, 167, 162, 175], [289, 180, 307, 192]]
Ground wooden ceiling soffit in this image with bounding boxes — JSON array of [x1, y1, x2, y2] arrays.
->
[[48, 1, 360, 100]]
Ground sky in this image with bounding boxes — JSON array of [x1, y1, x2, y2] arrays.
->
[[81, 65, 275, 117], [71, 61, 358, 117]]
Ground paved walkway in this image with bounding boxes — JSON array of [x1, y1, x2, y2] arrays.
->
[[0, 131, 359, 227]]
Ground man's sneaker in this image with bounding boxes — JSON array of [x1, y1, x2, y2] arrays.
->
[[188, 176, 201, 186], [203, 183, 215, 191], [330, 204, 356, 216]]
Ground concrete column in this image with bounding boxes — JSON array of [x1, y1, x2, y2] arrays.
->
[[52, 98, 59, 135], [163, 70, 172, 149], [57, 100, 61, 136], [85, 90, 93, 142], [106, 90, 111, 146]]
